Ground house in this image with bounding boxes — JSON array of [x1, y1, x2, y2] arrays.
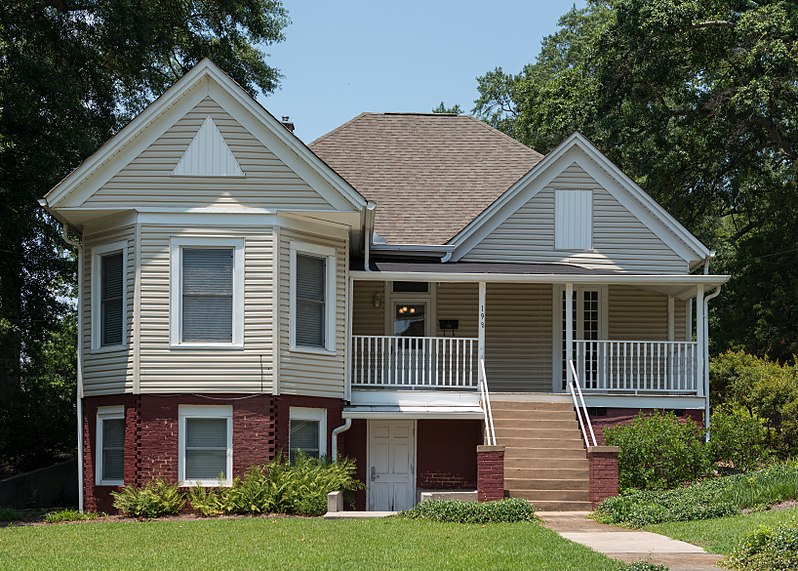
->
[[41, 60, 727, 513]]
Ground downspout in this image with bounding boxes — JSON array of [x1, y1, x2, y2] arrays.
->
[[363, 202, 376, 272], [62, 224, 84, 512], [331, 418, 352, 462], [703, 285, 722, 441]]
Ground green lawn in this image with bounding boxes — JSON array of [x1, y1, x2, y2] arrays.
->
[[646, 506, 798, 555], [0, 517, 623, 570]]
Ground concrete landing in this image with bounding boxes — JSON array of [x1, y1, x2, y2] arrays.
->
[[323, 511, 397, 519], [538, 512, 724, 571]]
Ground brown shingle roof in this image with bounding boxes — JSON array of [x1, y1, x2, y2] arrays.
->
[[309, 113, 544, 245]]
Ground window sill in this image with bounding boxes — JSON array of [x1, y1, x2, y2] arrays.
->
[[170, 343, 244, 351], [96, 480, 124, 487], [290, 345, 336, 356], [90, 344, 128, 354]]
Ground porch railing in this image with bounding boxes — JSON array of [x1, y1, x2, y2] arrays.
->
[[573, 340, 699, 394], [478, 359, 496, 445], [351, 335, 479, 389]]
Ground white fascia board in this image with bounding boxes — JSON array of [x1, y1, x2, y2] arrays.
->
[[350, 269, 729, 286], [449, 132, 711, 264], [44, 59, 367, 213], [342, 409, 485, 420]]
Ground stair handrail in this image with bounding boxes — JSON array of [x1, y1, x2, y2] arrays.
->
[[478, 359, 497, 446], [568, 360, 597, 448]]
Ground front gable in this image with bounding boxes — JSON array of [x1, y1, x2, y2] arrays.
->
[[452, 133, 711, 274], [44, 60, 365, 214]]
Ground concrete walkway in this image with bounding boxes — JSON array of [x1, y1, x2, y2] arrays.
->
[[537, 512, 724, 571]]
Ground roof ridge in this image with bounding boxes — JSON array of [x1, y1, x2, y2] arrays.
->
[[309, 112, 371, 147]]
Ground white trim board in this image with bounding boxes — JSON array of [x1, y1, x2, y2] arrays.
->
[[449, 132, 712, 266]]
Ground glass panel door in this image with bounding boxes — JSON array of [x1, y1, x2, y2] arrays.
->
[[392, 302, 427, 385]]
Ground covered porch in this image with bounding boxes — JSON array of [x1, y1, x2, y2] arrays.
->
[[347, 262, 725, 409]]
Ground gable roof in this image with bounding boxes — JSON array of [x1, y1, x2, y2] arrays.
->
[[43, 59, 366, 213], [449, 132, 712, 266], [310, 113, 543, 245]]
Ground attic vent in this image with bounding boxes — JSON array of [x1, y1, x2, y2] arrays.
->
[[172, 116, 244, 177]]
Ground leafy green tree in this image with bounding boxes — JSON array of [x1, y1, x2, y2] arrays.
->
[[432, 101, 464, 114], [474, 0, 798, 359], [0, 0, 288, 475]]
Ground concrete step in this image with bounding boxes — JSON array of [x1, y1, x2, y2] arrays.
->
[[497, 437, 585, 449], [503, 447, 587, 460], [505, 457, 589, 470], [504, 467, 589, 479], [494, 427, 584, 438], [524, 499, 594, 511], [491, 411, 578, 422], [505, 477, 589, 491], [490, 401, 574, 412], [508, 489, 590, 502], [493, 418, 579, 429]]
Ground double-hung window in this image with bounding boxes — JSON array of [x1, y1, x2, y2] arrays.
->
[[178, 405, 233, 486], [290, 242, 336, 352], [96, 406, 125, 486], [91, 241, 128, 350], [170, 238, 244, 348], [289, 407, 327, 463]]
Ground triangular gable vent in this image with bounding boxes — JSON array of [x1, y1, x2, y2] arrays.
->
[[172, 116, 244, 176]]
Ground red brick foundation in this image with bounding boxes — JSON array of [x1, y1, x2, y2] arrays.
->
[[82, 393, 344, 513], [476, 445, 505, 502], [588, 445, 619, 507]]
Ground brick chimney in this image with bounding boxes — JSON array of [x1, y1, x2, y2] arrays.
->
[[280, 116, 295, 133]]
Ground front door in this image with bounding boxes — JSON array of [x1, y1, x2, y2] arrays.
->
[[392, 302, 428, 385], [368, 420, 416, 511]]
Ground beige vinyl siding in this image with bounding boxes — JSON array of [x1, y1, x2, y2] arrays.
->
[[485, 284, 552, 392], [465, 163, 688, 274], [608, 286, 670, 341], [352, 281, 385, 336], [83, 227, 135, 396], [435, 283, 478, 338], [138, 225, 274, 393], [279, 229, 347, 399], [674, 299, 687, 341], [83, 96, 333, 210]]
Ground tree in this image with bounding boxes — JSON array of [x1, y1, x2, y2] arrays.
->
[[0, 0, 288, 475], [474, 0, 798, 359], [432, 101, 464, 114]]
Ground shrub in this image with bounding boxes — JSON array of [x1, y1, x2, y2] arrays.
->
[[595, 461, 798, 527], [187, 454, 363, 517], [45, 509, 103, 523], [398, 499, 536, 524], [724, 523, 798, 571], [708, 406, 770, 472], [604, 411, 710, 490], [0, 506, 21, 521], [112, 479, 186, 518]]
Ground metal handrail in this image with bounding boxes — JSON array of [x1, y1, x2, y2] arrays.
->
[[478, 359, 496, 446], [568, 360, 597, 448]]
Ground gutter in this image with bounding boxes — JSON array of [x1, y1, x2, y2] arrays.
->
[[363, 202, 376, 272], [61, 224, 84, 512]]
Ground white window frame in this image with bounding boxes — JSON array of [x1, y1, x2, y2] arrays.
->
[[554, 189, 593, 250], [289, 242, 336, 354], [289, 407, 327, 460], [169, 237, 245, 349], [95, 405, 125, 486], [91, 240, 128, 351], [178, 404, 233, 487]]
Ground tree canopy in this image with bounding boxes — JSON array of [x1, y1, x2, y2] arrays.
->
[[474, 0, 798, 359], [0, 0, 288, 476]]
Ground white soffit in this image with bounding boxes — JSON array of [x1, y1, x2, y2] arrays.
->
[[172, 116, 244, 177]]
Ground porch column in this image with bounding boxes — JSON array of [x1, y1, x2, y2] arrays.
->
[[478, 282, 486, 367], [696, 284, 705, 397], [565, 283, 574, 376]]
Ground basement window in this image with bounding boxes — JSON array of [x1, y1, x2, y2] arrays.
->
[[179, 405, 233, 486], [96, 406, 125, 486], [289, 407, 327, 463]]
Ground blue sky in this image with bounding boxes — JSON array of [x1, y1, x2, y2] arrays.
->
[[260, 1, 585, 142]]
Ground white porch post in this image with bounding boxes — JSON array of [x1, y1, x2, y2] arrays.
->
[[696, 284, 705, 397], [478, 282, 486, 370], [565, 283, 574, 382]]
